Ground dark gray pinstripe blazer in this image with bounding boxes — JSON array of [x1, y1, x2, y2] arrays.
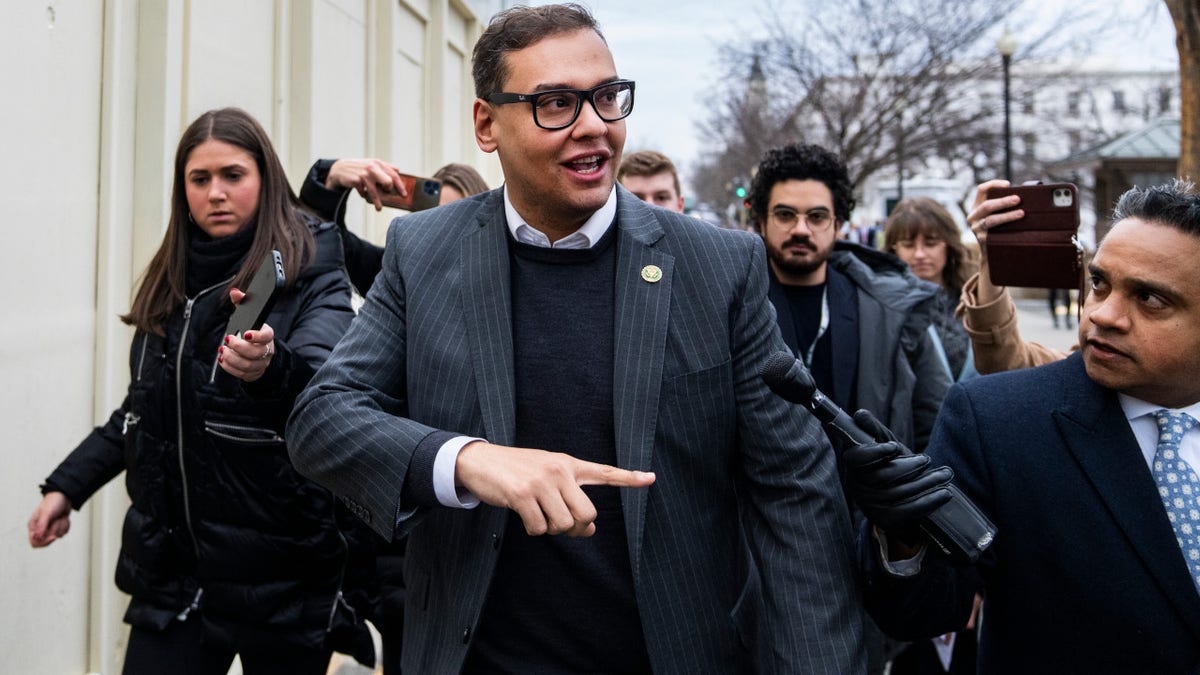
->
[[288, 186, 866, 674]]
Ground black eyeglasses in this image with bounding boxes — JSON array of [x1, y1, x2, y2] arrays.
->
[[486, 80, 635, 130]]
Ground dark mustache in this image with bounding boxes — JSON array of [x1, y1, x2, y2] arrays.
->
[[784, 236, 815, 248]]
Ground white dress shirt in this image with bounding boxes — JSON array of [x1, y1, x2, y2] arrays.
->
[[1117, 394, 1200, 473], [431, 186, 618, 508]]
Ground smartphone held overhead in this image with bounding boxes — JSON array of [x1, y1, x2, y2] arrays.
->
[[984, 182, 1083, 289], [225, 250, 285, 338]]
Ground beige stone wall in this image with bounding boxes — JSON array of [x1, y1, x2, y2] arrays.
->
[[2, 1, 496, 672]]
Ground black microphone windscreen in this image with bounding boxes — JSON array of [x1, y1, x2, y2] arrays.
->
[[760, 350, 798, 386]]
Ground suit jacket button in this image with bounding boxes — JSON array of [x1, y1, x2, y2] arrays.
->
[[462, 627, 471, 644]]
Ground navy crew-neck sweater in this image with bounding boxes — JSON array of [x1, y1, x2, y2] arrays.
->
[[464, 225, 652, 673]]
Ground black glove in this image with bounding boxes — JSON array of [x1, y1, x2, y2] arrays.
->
[[844, 409, 955, 539]]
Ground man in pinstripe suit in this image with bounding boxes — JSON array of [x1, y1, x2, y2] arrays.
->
[[288, 4, 865, 673]]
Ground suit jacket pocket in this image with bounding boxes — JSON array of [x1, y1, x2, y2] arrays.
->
[[657, 360, 735, 460]]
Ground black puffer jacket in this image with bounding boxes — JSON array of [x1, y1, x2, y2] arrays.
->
[[42, 218, 373, 655]]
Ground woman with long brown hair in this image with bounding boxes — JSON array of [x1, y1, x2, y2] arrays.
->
[[28, 108, 372, 674], [885, 197, 979, 382]]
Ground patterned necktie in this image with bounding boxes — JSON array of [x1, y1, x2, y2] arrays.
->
[[1152, 409, 1200, 596]]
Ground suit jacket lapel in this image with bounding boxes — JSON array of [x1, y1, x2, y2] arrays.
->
[[461, 196, 516, 445], [1057, 355, 1200, 638], [612, 192, 671, 584]]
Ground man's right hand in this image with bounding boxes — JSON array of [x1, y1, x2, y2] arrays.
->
[[455, 442, 655, 537], [844, 410, 954, 540]]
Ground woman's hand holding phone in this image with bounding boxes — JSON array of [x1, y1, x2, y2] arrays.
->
[[220, 287, 276, 383], [966, 179, 1025, 304]]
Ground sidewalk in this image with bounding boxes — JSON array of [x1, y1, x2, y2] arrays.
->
[[1009, 295, 1080, 356]]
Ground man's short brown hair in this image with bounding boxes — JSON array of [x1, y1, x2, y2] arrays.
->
[[618, 150, 681, 197], [471, 3, 603, 99]]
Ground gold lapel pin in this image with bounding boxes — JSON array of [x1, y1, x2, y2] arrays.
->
[[641, 264, 663, 283]]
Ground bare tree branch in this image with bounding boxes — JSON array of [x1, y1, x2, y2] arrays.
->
[[691, 0, 1121, 215]]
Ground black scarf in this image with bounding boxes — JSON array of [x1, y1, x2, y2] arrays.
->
[[186, 219, 258, 296]]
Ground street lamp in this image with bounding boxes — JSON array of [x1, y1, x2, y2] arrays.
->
[[996, 28, 1018, 182]]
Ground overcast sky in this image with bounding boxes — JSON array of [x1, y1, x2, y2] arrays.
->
[[526, 0, 1179, 192]]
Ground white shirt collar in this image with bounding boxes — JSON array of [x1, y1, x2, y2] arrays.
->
[[1118, 394, 1200, 424], [1118, 393, 1200, 469], [502, 185, 617, 249]]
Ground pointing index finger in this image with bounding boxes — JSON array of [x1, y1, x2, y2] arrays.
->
[[574, 460, 656, 488]]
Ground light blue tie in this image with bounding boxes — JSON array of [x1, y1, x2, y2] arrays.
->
[[1152, 409, 1200, 596]]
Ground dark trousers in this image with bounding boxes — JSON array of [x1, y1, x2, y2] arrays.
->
[[122, 613, 332, 675], [378, 617, 402, 673], [375, 548, 407, 673]]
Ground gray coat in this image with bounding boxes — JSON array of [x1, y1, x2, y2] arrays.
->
[[829, 243, 951, 451]]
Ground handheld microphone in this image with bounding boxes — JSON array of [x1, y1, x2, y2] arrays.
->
[[759, 351, 996, 564]]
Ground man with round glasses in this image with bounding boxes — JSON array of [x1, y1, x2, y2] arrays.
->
[[289, 4, 865, 674], [749, 142, 949, 456], [747, 141, 949, 673], [748, 139, 945, 667]]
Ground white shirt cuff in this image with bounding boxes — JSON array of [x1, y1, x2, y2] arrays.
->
[[433, 436, 483, 509], [873, 525, 926, 577]]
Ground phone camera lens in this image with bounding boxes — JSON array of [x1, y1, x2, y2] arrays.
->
[[1051, 188, 1074, 208]]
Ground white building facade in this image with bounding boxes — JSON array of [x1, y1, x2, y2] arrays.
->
[[2, 1, 500, 672]]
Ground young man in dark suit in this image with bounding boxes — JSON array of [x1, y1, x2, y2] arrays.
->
[[286, 4, 865, 673], [849, 180, 1200, 672]]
